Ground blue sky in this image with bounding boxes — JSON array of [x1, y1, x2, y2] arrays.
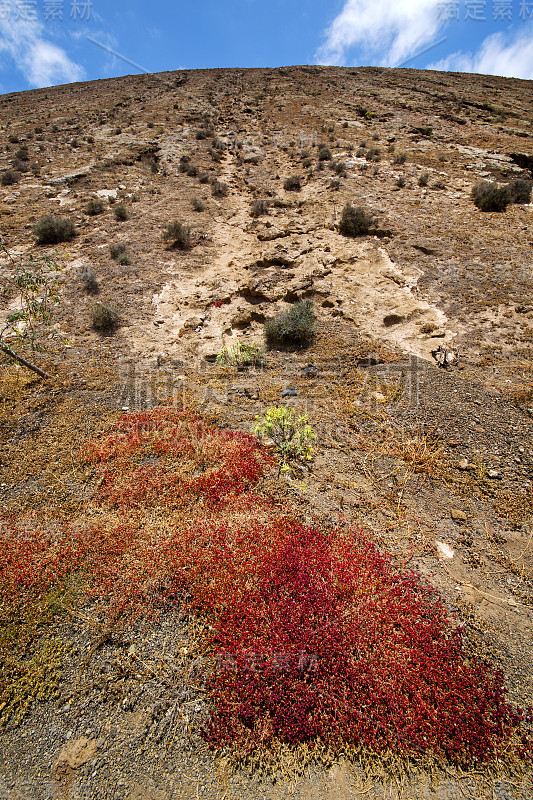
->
[[0, 0, 532, 93]]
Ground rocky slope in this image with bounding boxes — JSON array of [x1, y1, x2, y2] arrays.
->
[[1, 65, 533, 800]]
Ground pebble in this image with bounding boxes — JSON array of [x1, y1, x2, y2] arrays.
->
[[451, 508, 467, 522], [301, 364, 318, 378], [457, 458, 469, 470], [487, 469, 501, 479]]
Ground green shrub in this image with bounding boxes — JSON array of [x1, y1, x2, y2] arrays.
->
[[162, 221, 192, 249], [283, 175, 301, 191], [508, 179, 532, 204], [1, 170, 21, 186], [339, 204, 374, 237], [91, 302, 120, 332], [253, 406, 315, 473], [471, 181, 510, 211], [114, 204, 129, 221], [264, 300, 316, 348], [318, 145, 332, 161], [33, 215, 77, 245], [216, 341, 265, 368], [302, 157, 312, 169], [85, 198, 105, 216]]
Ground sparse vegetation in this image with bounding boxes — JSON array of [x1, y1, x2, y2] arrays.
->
[[339, 203, 374, 237], [1, 170, 21, 186], [162, 221, 192, 249], [33, 215, 77, 245], [264, 300, 316, 348], [332, 161, 347, 177], [192, 198, 204, 212], [90, 301, 120, 331], [12, 159, 29, 173], [0, 240, 62, 377], [418, 171, 430, 187], [85, 198, 105, 216], [283, 175, 301, 191], [250, 198, 269, 217], [14, 146, 29, 161], [365, 147, 381, 162], [79, 264, 99, 294], [211, 180, 228, 197], [508, 178, 532, 204], [109, 242, 127, 260], [114, 204, 129, 221], [394, 152, 407, 164], [318, 144, 332, 161], [471, 181, 510, 211]]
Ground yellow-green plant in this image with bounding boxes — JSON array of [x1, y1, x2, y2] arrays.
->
[[216, 341, 265, 368], [0, 239, 63, 377], [253, 406, 315, 473]]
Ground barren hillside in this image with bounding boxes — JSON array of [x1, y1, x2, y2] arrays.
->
[[1, 66, 533, 800]]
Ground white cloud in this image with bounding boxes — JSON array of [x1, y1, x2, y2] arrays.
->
[[428, 30, 533, 79], [0, 2, 84, 88], [316, 0, 443, 67]]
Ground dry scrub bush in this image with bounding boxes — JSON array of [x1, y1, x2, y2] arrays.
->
[[33, 215, 76, 245]]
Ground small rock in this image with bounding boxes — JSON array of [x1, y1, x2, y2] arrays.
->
[[231, 308, 252, 328], [451, 508, 467, 522], [487, 469, 500, 479], [357, 355, 382, 367], [457, 458, 469, 470], [281, 386, 297, 398], [301, 364, 318, 378], [436, 541, 454, 560], [53, 737, 98, 779]]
